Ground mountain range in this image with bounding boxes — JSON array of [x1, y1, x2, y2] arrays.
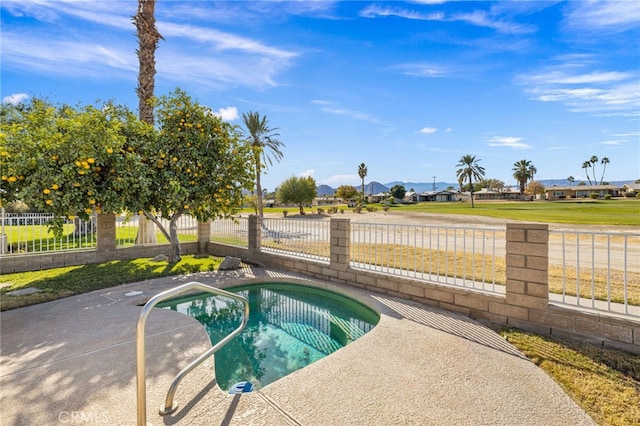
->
[[316, 179, 635, 196]]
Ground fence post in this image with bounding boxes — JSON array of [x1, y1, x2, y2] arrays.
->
[[248, 215, 261, 256], [505, 222, 549, 312], [197, 220, 210, 253], [96, 213, 117, 262], [330, 218, 350, 271]]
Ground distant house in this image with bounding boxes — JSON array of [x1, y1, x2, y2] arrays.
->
[[313, 197, 342, 206], [621, 183, 640, 194], [407, 190, 456, 202], [545, 184, 621, 200], [473, 187, 522, 201], [367, 192, 389, 203]]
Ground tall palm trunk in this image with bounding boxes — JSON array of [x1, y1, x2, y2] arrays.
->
[[255, 151, 263, 217], [133, 0, 163, 245]]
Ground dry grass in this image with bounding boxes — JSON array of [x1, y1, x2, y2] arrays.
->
[[259, 238, 639, 305], [501, 327, 640, 425]]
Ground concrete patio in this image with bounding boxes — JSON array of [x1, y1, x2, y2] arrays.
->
[[0, 266, 594, 425]]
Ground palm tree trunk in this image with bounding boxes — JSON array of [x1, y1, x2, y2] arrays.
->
[[256, 160, 263, 217], [468, 176, 475, 208], [134, 0, 162, 246]]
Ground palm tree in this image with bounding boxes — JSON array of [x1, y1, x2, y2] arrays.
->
[[528, 165, 537, 185], [133, 0, 163, 125], [599, 157, 610, 185], [455, 155, 485, 208], [512, 159, 534, 199], [357, 163, 368, 206], [241, 111, 284, 217], [582, 161, 592, 185], [567, 176, 575, 186], [589, 155, 599, 185], [133, 0, 163, 244]]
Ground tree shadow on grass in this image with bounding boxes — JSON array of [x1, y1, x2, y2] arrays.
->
[[0, 256, 222, 311]]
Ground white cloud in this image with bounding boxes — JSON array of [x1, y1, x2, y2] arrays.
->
[[2, 93, 29, 105], [445, 128, 452, 132], [516, 60, 640, 116], [359, 4, 536, 34], [600, 140, 625, 146], [564, 1, 640, 33], [394, 63, 449, 78], [1, 32, 136, 78], [298, 169, 315, 178], [419, 127, 437, 134], [321, 174, 359, 186], [314, 100, 383, 124], [214, 106, 239, 121], [486, 136, 531, 149]]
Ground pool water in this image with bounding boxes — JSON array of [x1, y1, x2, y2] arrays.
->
[[158, 283, 379, 390]]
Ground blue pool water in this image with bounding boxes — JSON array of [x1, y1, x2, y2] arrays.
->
[[157, 283, 379, 390]]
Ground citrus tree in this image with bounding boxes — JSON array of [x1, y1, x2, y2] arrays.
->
[[1, 90, 255, 262], [132, 89, 254, 261], [276, 176, 317, 215], [0, 98, 151, 235]]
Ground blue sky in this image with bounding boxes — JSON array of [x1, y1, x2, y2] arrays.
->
[[2, 1, 639, 190]]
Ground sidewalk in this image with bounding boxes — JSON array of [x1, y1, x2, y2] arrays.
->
[[0, 267, 594, 425]]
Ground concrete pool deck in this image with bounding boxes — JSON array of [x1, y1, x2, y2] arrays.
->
[[0, 266, 594, 425]]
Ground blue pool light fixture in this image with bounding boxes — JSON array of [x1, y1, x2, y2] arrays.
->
[[229, 381, 254, 394]]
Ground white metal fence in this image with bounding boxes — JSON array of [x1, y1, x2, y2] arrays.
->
[[351, 223, 505, 294], [115, 214, 199, 247], [3, 212, 638, 319], [1, 213, 97, 254], [260, 217, 330, 261], [210, 216, 249, 248], [0, 213, 200, 255], [549, 230, 640, 317]]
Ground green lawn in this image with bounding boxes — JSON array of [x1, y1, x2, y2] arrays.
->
[[393, 199, 640, 226], [251, 199, 640, 226], [0, 255, 223, 311]]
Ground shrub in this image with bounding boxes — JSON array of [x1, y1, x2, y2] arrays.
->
[[637, 192, 640, 199], [366, 206, 377, 212], [282, 210, 288, 217], [340, 208, 345, 214], [624, 191, 637, 198], [589, 193, 599, 199], [604, 194, 612, 200], [383, 206, 390, 212], [316, 208, 325, 214]]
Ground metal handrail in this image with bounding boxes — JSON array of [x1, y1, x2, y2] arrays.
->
[[136, 281, 250, 426]]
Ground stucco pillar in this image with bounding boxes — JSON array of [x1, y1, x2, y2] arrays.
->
[[505, 223, 549, 312], [330, 218, 350, 271], [197, 220, 210, 253], [248, 215, 261, 256], [96, 213, 116, 262]]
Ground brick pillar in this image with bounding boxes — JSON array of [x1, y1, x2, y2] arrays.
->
[[197, 220, 210, 253], [505, 223, 549, 312], [330, 218, 350, 271], [248, 215, 261, 256], [96, 213, 116, 262]]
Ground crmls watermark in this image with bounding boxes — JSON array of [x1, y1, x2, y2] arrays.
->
[[58, 411, 110, 424]]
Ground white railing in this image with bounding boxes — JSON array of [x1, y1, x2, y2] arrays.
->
[[550, 230, 640, 317], [350, 222, 505, 295], [1, 213, 97, 255], [0, 212, 200, 254], [210, 216, 249, 248], [115, 214, 199, 247], [261, 217, 330, 262]]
